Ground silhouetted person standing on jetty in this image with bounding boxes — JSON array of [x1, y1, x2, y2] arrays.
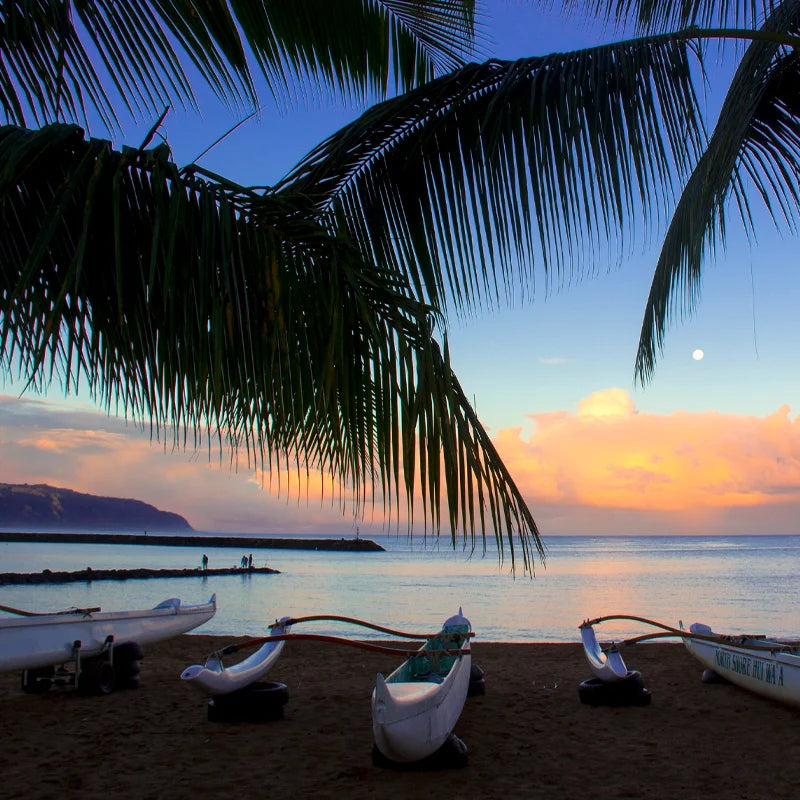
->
[[202, 554, 208, 571], [248, 553, 253, 570]]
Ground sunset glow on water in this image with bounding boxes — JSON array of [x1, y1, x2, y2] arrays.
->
[[1, 534, 797, 643]]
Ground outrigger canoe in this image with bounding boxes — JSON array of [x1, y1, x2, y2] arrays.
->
[[181, 616, 292, 695], [681, 621, 800, 709], [0, 595, 217, 673], [580, 614, 800, 710], [372, 609, 472, 763]]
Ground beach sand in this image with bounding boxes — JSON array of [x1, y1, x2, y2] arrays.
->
[[2, 636, 798, 799]]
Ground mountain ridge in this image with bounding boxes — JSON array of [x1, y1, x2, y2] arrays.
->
[[0, 483, 192, 532]]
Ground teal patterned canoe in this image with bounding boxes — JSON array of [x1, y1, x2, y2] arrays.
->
[[372, 608, 472, 763]]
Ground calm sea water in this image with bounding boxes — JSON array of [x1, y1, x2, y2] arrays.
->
[[1, 533, 798, 643]]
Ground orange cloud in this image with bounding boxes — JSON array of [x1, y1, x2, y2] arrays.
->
[[494, 388, 800, 514]]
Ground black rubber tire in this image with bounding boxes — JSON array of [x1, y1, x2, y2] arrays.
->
[[468, 663, 486, 697], [111, 642, 143, 688], [114, 641, 144, 663], [21, 666, 54, 695], [77, 657, 116, 695], [213, 681, 289, 708], [208, 681, 289, 722], [578, 670, 651, 707]]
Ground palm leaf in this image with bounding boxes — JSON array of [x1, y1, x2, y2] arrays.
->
[[1, 0, 478, 131], [277, 33, 705, 313], [635, 1, 800, 381], [0, 122, 542, 572], [569, 1, 782, 31]]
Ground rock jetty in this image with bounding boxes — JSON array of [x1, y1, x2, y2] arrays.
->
[[0, 532, 384, 551], [0, 565, 279, 585]]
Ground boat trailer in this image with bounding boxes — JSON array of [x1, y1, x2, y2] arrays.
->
[[21, 635, 143, 695]]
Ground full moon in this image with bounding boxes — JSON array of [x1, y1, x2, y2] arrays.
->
[[692, 349, 704, 361]]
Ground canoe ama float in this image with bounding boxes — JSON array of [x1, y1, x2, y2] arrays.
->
[[372, 608, 472, 763], [0, 595, 217, 673], [181, 616, 292, 695], [579, 621, 629, 682]]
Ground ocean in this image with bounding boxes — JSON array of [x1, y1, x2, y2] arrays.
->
[[1, 533, 798, 643]]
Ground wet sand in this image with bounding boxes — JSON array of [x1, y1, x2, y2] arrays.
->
[[2, 637, 798, 799]]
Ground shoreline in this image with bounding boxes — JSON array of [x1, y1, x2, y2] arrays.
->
[[2, 637, 798, 799], [0, 530, 385, 551]]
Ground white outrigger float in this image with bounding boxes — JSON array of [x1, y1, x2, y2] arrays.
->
[[579, 622, 629, 682], [181, 615, 292, 695], [0, 595, 216, 694], [372, 609, 473, 764]]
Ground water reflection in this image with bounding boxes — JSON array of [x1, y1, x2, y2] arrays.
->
[[1, 534, 798, 642]]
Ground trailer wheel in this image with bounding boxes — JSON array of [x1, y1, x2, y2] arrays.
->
[[78, 657, 116, 695], [21, 666, 54, 694]]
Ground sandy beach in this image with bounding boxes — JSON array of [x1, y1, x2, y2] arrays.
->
[[2, 636, 798, 800]]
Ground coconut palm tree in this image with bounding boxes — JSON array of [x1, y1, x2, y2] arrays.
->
[[1, 0, 548, 573], [3, 1, 799, 574]]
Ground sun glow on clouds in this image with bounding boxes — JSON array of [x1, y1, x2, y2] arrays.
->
[[3, 390, 800, 534], [493, 389, 800, 516]]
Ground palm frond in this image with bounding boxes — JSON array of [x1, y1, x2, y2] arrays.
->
[[567, 0, 783, 32], [635, 3, 800, 382], [0, 1, 479, 131], [277, 34, 705, 312], [0, 122, 542, 572]]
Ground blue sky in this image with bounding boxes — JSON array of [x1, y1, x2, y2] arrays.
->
[[2, 1, 800, 538]]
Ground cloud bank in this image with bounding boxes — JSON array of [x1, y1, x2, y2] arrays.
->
[[2, 389, 799, 535]]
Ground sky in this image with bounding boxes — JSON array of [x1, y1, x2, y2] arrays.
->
[[2, 1, 800, 539]]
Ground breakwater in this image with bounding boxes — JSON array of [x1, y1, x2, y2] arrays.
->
[[0, 565, 279, 585], [0, 531, 384, 551]]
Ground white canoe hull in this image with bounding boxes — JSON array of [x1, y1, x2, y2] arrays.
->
[[683, 623, 800, 709], [372, 609, 471, 763], [0, 595, 217, 672], [180, 616, 291, 695]]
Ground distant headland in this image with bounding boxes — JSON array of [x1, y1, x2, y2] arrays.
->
[[0, 483, 192, 532]]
